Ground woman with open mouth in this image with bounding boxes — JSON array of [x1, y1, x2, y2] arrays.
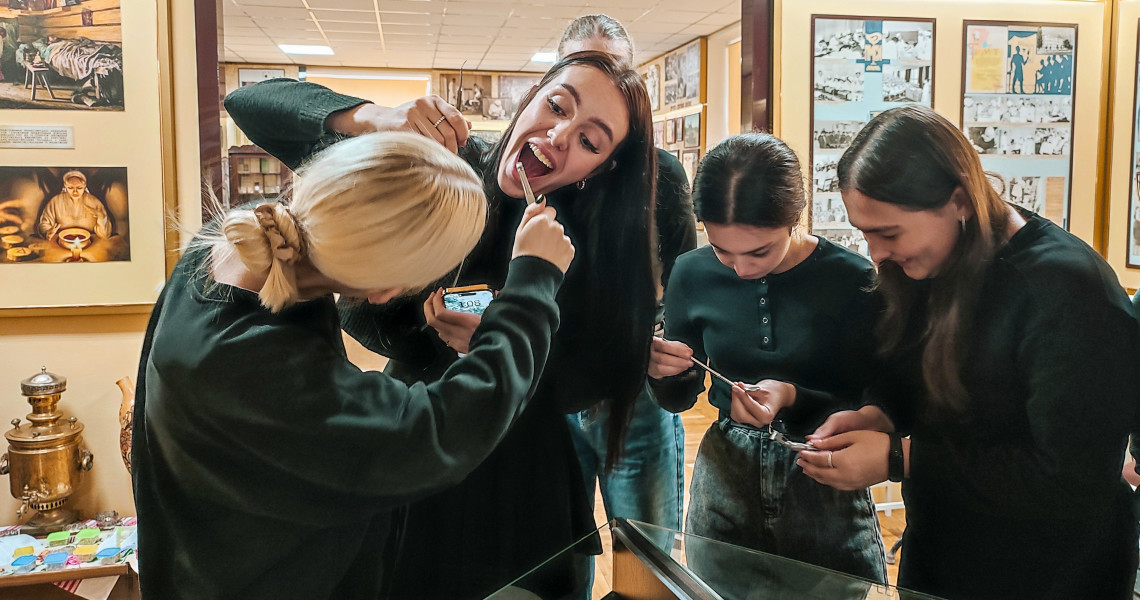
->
[[225, 50, 657, 599]]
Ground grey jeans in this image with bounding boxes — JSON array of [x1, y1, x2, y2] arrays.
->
[[686, 417, 888, 593]]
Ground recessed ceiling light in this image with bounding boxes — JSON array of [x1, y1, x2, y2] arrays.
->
[[531, 52, 557, 63], [278, 44, 334, 56]]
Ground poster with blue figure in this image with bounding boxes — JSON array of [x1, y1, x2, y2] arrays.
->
[[811, 16, 934, 257], [963, 23, 1076, 228]]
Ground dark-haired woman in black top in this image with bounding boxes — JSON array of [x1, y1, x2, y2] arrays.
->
[[225, 51, 660, 599], [649, 133, 887, 587], [803, 105, 1139, 599]]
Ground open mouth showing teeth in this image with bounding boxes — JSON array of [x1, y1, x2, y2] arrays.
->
[[518, 142, 554, 180]]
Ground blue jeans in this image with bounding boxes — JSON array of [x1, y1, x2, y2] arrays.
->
[[567, 384, 684, 528], [686, 417, 887, 591], [566, 384, 685, 598]]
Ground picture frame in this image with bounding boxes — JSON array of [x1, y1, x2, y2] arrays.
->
[[683, 112, 701, 148], [653, 120, 664, 148], [643, 63, 661, 112], [1127, 19, 1140, 268], [1, 1, 126, 110], [961, 21, 1077, 229], [0, 0, 170, 311], [810, 15, 935, 258], [661, 39, 705, 112], [680, 149, 700, 185], [665, 118, 677, 144]]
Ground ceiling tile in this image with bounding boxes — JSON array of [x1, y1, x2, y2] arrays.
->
[[307, 0, 376, 9], [224, 0, 738, 70]]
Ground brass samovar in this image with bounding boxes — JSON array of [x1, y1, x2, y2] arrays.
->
[[0, 368, 94, 534]]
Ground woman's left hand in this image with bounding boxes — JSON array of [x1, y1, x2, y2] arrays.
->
[[423, 289, 481, 354], [728, 380, 794, 428], [797, 430, 890, 491]]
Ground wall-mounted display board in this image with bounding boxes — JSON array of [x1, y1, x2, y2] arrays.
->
[[641, 38, 709, 185], [777, 0, 1108, 262], [435, 71, 541, 123], [0, 0, 168, 310], [1128, 23, 1140, 270], [1105, 1, 1140, 290], [810, 16, 935, 256], [962, 22, 1076, 228]]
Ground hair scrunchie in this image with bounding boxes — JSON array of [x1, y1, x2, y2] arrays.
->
[[253, 203, 306, 265]]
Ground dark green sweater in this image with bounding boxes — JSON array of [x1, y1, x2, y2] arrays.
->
[[131, 244, 564, 600], [876, 212, 1139, 599], [651, 237, 877, 435]]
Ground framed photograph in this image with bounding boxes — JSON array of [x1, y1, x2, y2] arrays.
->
[[1127, 21, 1140, 268], [438, 73, 493, 116], [643, 63, 661, 112], [480, 97, 512, 121], [0, 167, 130, 264], [497, 74, 541, 121], [810, 16, 935, 256], [238, 68, 285, 87], [1, 0, 170, 311], [665, 118, 677, 144], [683, 112, 701, 148], [962, 21, 1077, 228], [661, 39, 704, 111], [653, 120, 664, 148], [0, 0, 125, 109], [680, 149, 700, 185]]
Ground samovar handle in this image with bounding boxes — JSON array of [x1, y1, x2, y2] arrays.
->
[[0, 453, 7, 475], [79, 449, 93, 472]]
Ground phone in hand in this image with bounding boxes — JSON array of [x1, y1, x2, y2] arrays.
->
[[443, 285, 494, 316]]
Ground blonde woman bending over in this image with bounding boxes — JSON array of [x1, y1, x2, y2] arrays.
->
[[130, 132, 575, 600]]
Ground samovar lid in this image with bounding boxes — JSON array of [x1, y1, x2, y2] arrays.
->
[[21, 367, 66, 396]]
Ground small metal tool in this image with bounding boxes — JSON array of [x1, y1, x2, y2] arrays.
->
[[690, 358, 761, 392], [516, 162, 543, 204]]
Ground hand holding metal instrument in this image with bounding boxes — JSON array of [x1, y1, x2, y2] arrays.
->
[[690, 357, 762, 392]]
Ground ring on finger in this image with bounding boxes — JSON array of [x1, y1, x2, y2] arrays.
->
[[432, 115, 447, 128], [827, 451, 834, 469]]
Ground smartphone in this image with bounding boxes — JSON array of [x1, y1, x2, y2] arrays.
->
[[443, 285, 495, 316]]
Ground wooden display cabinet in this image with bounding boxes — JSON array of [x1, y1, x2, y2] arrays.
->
[[227, 144, 290, 206]]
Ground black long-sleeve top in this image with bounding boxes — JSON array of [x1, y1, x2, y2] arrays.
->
[[131, 241, 565, 599], [651, 237, 877, 435], [876, 211, 1140, 599]]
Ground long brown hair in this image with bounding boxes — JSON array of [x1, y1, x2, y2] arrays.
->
[[837, 105, 1009, 412], [486, 51, 657, 463]]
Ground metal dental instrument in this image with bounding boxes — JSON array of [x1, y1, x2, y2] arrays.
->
[[769, 427, 817, 451], [691, 358, 761, 392], [516, 162, 543, 204]]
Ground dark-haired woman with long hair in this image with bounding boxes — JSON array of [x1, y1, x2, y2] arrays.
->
[[800, 105, 1139, 599], [649, 133, 887, 587], [224, 51, 658, 599]]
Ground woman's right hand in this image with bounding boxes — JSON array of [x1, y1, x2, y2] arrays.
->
[[512, 201, 574, 273], [649, 337, 694, 379], [807, 405, 895, 444], [325, 96, 469, 153]]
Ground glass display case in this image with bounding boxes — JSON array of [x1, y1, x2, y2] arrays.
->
[[486, 519, 942, 600]]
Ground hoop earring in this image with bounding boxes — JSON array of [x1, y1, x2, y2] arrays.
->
[[576, 179, 586, 191]]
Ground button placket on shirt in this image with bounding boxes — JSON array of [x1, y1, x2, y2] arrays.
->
[[757, 277, 772, 348]]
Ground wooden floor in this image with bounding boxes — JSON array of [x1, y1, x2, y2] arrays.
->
[[588, 386, 906, 597]]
